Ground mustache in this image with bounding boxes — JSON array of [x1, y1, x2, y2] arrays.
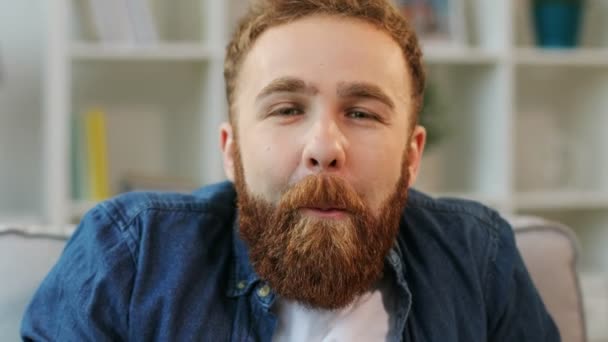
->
[[277, 174, 367, 215]]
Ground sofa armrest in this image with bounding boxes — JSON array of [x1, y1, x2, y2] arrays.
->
[[0, 227, 68, 341], [508, 215, 586, 342]]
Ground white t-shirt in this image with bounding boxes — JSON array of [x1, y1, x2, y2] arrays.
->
[[272, 277, 394, 342]]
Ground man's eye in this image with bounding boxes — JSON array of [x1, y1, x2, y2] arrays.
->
[[271, 107, 303, 116], [347, 110, 375, 120]]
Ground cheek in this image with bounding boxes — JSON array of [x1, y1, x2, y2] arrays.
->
[[350, 139, 405, 211], [239, 131, 301, 201]]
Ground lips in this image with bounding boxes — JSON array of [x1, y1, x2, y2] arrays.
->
[[303, 204, 348, 213], [301, 207, 348, 219], [310, 207, 345, 211]]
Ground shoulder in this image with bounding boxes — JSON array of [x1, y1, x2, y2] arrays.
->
[[406, 188, 505, 228], [401, 189, 516, 296], [71, 181, 238, 265], [95, 181, 237, 231], [404, 188, 512, 248], [22, 183, 238, 339], [404, 192, 560, 337]]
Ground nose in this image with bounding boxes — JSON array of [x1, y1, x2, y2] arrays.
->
[[301, 119, 346, 173]]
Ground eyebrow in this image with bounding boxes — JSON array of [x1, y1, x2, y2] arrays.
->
[[255, 77, 396, 110], [337, 81, 395, 110], [256, 77, 318, 102]]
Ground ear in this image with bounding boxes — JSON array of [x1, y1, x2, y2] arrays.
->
[[219, 122, 236, 182], [406, 125, 427, 188]]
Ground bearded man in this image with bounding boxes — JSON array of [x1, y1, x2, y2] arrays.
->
[[22, 0, 559, 341]]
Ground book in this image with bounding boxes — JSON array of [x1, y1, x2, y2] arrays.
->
[[70, 114, 89, 200], [71, 105, 192, 203], [85, 109, 111, 201], [396, 0, 467, 47], [86, 0, 113, 42], [0, 46, 4, 86], [86, 0, 136, 43], [125, 0, 159, 44]]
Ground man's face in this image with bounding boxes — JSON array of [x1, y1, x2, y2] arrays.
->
[[228, 15, 422, 211], [221, 15, 426, 309]]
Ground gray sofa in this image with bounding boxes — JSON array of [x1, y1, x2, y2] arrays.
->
[[0, 217, 586, 341]]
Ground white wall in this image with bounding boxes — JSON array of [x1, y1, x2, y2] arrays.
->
[[0, 1, 44, 217]]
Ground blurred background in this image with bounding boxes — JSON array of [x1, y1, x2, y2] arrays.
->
[[1, 0, 607, 339]]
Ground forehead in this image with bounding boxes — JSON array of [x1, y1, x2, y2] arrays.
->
[[236, 15, 411, 104]]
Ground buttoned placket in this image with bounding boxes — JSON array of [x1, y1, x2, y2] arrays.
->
[[386, 243, 413, 342]]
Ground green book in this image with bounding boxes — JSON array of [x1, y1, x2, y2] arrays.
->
[[70, 113, 89, 201]]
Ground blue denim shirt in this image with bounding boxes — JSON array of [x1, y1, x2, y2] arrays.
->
[[21, 181, 559, 341]]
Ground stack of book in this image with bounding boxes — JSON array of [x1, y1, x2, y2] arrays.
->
[[71, 109, 110, 201], [71, 108, 198, 203], [83, 0, 159, 44], [395, 0, 467, 47]]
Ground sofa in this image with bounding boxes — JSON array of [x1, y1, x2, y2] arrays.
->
[[0, 216, 586, 341], [0, 227, 68, 340]]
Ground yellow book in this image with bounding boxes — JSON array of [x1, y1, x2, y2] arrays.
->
[[85, 109, 111, 201]]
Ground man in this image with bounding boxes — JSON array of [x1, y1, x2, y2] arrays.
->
[[22, 0, 559, 340]]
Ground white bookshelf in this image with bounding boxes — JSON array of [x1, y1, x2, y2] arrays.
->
[[36, 0, 230, 225], [515, 191, 608, 211], [70, 42, 219, 61], [0, 0, 605, 338], [2, 0, 602, 250], [516, 48, 608, 67], [413, 0, 608, 280], [1, 0, 607, 307], [423, 46, 502, 65]]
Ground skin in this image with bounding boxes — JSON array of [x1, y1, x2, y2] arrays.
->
[[220, 14, 426, 218]]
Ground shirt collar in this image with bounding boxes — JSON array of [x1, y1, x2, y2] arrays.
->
[[226, 215, 262, 297]]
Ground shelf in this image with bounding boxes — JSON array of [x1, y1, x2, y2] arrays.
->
[[0, 215, 43, 227], [0, 223, 75, 237], [515, 48, 608, 67], [431, 192, 507, 208], [423, 45, 502, 65], [70, 42, 219, 61], [70, 200, 98, 220], [515, 191, 608, 211]]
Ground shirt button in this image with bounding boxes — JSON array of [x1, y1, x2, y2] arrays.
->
[[257, 284, 271, 298], [237, 281, 246, 290]]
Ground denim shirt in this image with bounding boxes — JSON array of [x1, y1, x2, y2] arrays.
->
[[21, 181, 560, 341]]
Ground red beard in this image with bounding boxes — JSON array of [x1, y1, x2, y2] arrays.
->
[[234, 144, 410, 310]]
